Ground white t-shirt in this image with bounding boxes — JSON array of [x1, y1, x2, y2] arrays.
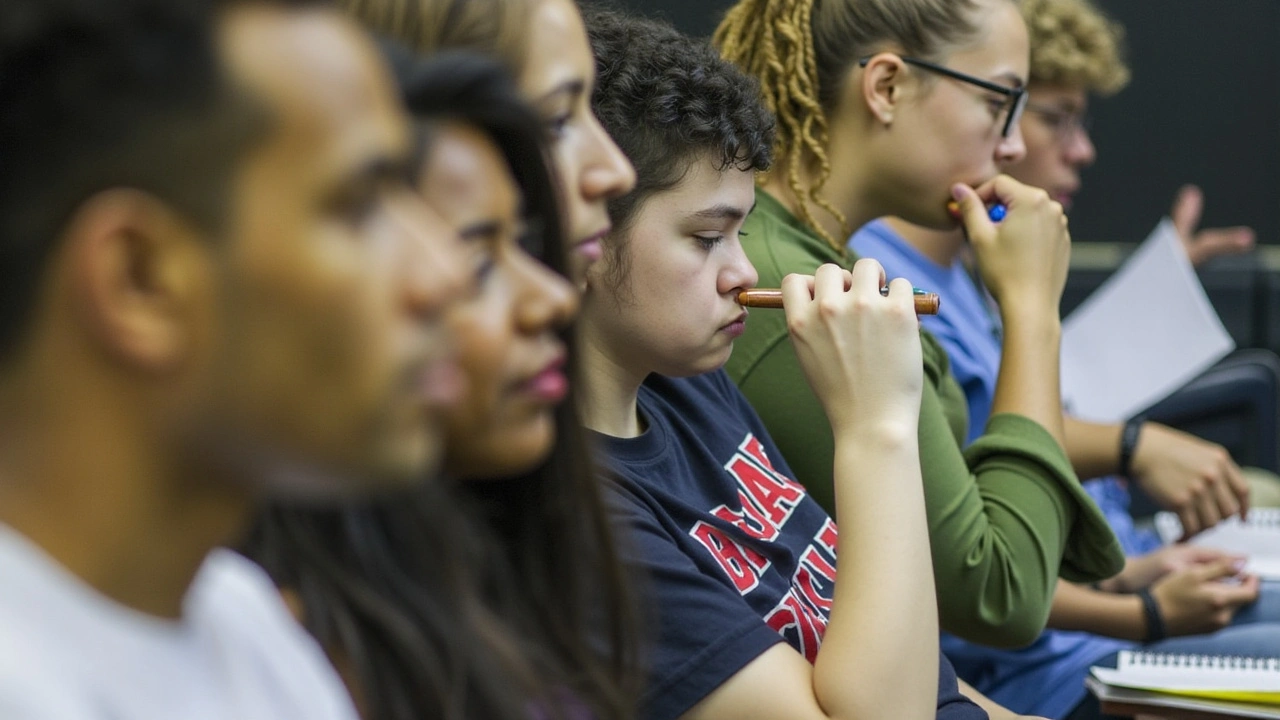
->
[[0, 525, 360, 720]]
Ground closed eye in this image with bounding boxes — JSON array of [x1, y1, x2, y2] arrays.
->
[[695, 234, 725, 251]]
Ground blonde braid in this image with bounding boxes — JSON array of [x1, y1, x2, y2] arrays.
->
[[715, 0, 849, 254]]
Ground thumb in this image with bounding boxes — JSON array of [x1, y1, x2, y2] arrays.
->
[[952, 183, 995, 241], [1171, 184, 1203, 239]]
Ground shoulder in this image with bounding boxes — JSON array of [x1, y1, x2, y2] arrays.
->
[[741, 190, 845, 283], [188, 550, 360, 720], [642, 371, 771, 438], [849, 219, 913, 269], [187, 550, 321, 665], [189, 549, 291, 624], [640, 372, 764, 435]]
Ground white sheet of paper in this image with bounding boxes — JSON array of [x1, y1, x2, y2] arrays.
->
[[1154, 510, 1280, 580], [1060, 218, 1236, 423]]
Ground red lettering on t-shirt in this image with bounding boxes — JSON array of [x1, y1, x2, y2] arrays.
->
[[794, 550, 835, 615], [690, 521, 769, 594], [711, 500, 779, 542], [726, 454, 803, 529], [801, 546, 837, 585], [739, 435, 807, 494], [763, 592, 827, 663], [813, 518, 838, 557]]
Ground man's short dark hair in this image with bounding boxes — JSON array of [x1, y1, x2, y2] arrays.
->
[[584, 5, 775, 236], [0, 0, 263, 364]]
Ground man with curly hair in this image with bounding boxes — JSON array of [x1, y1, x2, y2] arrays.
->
[[850, 0, 1280, 718]]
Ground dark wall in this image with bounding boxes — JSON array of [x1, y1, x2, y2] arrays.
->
[[1069, 1, 1280, 246], [612, 0, 1280, 244], [605, 0, 727, 37]]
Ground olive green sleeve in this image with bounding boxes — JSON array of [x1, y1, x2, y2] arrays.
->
[[732, 327, 1124, 648]]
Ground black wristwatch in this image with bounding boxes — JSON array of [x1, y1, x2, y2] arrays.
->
[[1119, 416, 1145, 478], [1138, 587, 1168, 642]]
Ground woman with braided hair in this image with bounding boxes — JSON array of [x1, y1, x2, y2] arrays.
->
[[715, 0, 1125, 657]]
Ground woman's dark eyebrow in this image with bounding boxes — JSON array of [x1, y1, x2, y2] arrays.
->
[[691, 200, 758, 222], [533, 78, 586, 108], [993, 71, 1025, 89], [459, 219, 503, 242]]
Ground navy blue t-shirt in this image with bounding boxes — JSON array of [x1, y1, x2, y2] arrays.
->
[[596, 370, 986, 720]]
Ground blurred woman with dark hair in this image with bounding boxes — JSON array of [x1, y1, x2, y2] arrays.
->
[[244, 52, 637, 720]]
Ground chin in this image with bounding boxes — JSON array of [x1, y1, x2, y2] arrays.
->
[[910, 204, 961, 232], [660, 349, 732, 379], [366, 436, 443, 491], [261, 442, 438, 504], [446, 426, 556, 481]]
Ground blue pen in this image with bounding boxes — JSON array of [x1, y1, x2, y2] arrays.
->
[[947, 200, 1006, 223]]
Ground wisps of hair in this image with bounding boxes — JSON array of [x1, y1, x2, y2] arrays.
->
[[0, 0, 263, 364], [339, 0, 531, 75]]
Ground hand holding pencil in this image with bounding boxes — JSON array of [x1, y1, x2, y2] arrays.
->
[[779, 261, 925, 430]]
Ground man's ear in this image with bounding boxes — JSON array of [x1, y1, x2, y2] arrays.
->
[[853, 53, 909, 126], [65, 189, 215, 373]]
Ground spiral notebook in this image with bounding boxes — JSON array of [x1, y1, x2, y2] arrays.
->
[[1090, 651, 1280, 705], [1155, 508, 1280, 580], [1086, 677, 1280, 719]]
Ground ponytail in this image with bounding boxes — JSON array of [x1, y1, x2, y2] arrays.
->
[[714, 0, 848, 252]]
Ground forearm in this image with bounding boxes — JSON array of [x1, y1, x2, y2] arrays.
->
[[815, 424, 937, 720], [991, 308, 1066, 448], [1062, 416, 1123, 480], [1046, 580, 1146, 641]]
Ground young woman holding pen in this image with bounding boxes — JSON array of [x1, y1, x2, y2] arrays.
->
[[580, 9, 980, 719], [715, 0, 1125, 653]]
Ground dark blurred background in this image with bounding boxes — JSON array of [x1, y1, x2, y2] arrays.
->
[[611, 0, 1278, 245], [610, 0, 1280, 351]]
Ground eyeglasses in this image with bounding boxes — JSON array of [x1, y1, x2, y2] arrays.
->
[[1024, 102, 1092, 145], [858, 54, 1028, 138]]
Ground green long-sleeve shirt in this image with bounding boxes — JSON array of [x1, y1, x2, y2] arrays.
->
[[727, 189, 1123, 647]]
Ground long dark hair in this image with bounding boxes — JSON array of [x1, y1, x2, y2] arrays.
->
[[243, 52, 638, 720]]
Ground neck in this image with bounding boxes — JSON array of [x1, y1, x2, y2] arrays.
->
[[760, 112, 886, 243], [576, 322, 647, 439], [882, 217, 968, 268], [0, 363, 251, 619]]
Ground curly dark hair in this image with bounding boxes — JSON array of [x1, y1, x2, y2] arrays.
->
[[583, 5, 775, 241], [0, 0, 266, 365]]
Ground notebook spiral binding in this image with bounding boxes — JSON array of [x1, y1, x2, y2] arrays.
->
[[1128, 652, 1280, 673], [1155, 507, 1280, 543]]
